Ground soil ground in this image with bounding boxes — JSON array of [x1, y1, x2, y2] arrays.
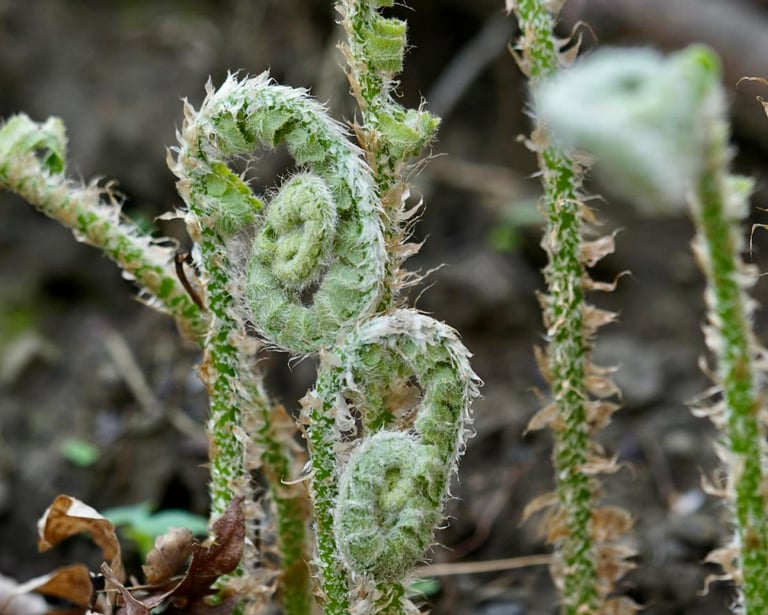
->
[[2, 2, 768, 614]]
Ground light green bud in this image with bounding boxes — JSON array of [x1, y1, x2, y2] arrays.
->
[[535, 45, 723, 213]]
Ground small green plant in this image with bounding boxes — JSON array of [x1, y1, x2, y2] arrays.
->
[[0, 1, 478, 613], [103, 502, 209, 557], [60, 438, 100, 467]]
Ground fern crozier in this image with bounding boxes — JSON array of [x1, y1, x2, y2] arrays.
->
[[173, 73, 387, 354], [312, 309, 479, 581]]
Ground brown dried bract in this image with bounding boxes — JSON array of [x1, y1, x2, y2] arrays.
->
[[106, 496, 245, 615], [142, 528, 195, 585]]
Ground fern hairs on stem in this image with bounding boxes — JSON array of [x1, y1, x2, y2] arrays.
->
[[174, 73, 386, 356], [509, 2, 633, 614], [303, 309, 479, 614], [536, 44, 768, 614], [338, 0, 440, 309], [0, 114, 207, 341]]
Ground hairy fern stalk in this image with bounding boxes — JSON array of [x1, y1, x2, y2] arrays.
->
[[509, 1, 634, 614]]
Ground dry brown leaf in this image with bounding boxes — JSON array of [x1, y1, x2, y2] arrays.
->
[[172, 496, 245, 599], [29, 566, 93, 610], [101, 497, 245, 615], [525, 403, 558, 433], [702, 545, 739, 593], [602, 595, 641, 615], [521, 490, 558, 524], [142, 528, 194, 585], [101, 564, 150, 615], [533, 344, 551, 382], [580, 453, 622, 476], [37, 496, 121, 570], [583, 305, 618, 332], [738, 76, 768, 87], [544, 507, 570, 543], [186, 597, 239, 614], [700, 473, 727, 499], [580, 234, 616, 267], [583, 271, 629, 293], [6, 566, 92, 614], [737, 77, 768, 119], [28, 495, 244, 615], [585, 401, 620, 432], [584, 375, 620, 399], [591, 507, 633, 543], [579, 202, 599, 225], [595, 543, 636, 583]]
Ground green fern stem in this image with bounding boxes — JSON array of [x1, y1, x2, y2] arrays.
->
[[200, 268, 251, 519], [540, 146, 600, 615], [249, 378, 313, 614], [513, 1, 600, 612], [692, 131, 768, 614], [303, 404, 350, 615], [0, 114, 206, 340], [175, 102, 261, 515]]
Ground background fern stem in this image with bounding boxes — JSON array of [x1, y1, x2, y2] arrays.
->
[[250, 377, 313, 614], [270, 489, 313, 614], [541, 148, 600, 615], [691, 133, 768, 614], [305, 404, 350, 615], [514, 1, 600, 612], [0, 115, 207, 341]]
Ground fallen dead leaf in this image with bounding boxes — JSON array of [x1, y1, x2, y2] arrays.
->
[[37, 495, 123, 581], [142, 528, 194, 585]]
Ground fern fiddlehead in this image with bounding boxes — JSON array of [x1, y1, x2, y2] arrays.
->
[[174, 70, 478, 613], [171, 71, 393, 610], [305, 310, 479, 612], [331, 311, 477, 576], [175, 73, 387, 356]]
